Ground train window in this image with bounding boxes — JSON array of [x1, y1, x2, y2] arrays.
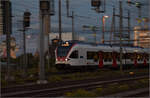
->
[[128, 53, 134, 61], [57, 46, 71, 57], [104, 59, 107, 62], [145, 53, 149, 60], [87, 51, 98, 60], [80, 56, 84, 58], [69, 50, 78, 58], [108, 59, 112, 62], [87, 52, 93, 59], [94, 53, 98, 62], [137, 54, 140, 59], [103, 52, 112, 62], [146, 54, 149, 60], [136, 53, 143, 61], [131, 58, 134, 61]]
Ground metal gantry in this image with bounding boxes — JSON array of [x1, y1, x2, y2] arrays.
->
[[82, 25, 99, 44]]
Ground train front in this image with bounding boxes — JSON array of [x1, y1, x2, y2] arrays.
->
[[55, 41, 73, 69]]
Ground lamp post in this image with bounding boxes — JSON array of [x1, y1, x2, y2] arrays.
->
[[102, 15, 109, 44]]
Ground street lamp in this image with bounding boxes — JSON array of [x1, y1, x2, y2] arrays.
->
[[102, 15, 109, 44]]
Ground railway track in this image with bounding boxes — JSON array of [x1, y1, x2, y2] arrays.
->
[[108, 88, 149, 97], [1, 75, 149, 97]]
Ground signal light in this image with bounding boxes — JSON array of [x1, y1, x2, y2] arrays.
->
[[40, 1, 49, 11], [91, 0, 101, 8], [135, 2, 141, 8], [23, 11, 31, 27], [127, 0, 132, 4]]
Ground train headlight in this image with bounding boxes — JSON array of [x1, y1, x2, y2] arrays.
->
[[56, 58, 58, 61], [65, 58, 68, 61]]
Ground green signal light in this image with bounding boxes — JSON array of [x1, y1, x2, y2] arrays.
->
[[135, 2, 141, 8]]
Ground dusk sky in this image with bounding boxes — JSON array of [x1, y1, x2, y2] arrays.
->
[[11, 0, 149, 42]]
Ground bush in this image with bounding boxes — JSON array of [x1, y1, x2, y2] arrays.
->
[[94, 83, 127, 96], [25, 75, 38, 82], [27, 68, 38, 76], [48, 75, 62, 82], [15, 77, 25, 84], [118, 84, 129, 91], [138, 79, 149, 84], [95, 87, 103, 94], [12, 69, 23, 78], [65, 89, 97, 97], [45, 58, 56, 67], [1, 79, 7, 87], [46, 67, 58, 73]]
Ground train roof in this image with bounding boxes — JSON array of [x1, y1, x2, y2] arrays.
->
[[64, 40, 144, 49]]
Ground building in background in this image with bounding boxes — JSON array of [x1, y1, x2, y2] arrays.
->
[[0, 36, 18, 58], [134, 26, 150, 48]]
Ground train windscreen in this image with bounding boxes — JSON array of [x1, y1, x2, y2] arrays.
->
[[57, 42, 73, 57]]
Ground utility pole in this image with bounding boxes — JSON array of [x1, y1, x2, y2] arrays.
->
[[66, 0, 69, 17], [39, 11, 45, 83], [47, 15, 51, 69], [93, 27, 96, 44], [102, 16, 104, 44], [22, 27, 27, 77], [44, 8, 50, 70], [71, 11, 75, 40], [66, 1, 75, 40], [119, 1, 123, 73], [6, 1, 11, 80], [1, 0, 12, 80], [128, 10, 130, 44], [113, 10, 130, 45], [127, 1, 142, 26], [58, 0, 62, 43], [38, 0, 51, 84], [110, 7, 115, 44], [47, 0, 55, 69], [22, 11, 31, 77], [137, 6, 141, 18]]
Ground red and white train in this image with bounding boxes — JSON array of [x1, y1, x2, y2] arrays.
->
[[55, 41, 149, 70]]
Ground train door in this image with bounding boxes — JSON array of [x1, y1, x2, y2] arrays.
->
[[86, 51, 98, 66], [69, 50, 79, 66], [112, 52, 117, 67], [78, 48, 86, 66], [98, 51, 103, 68]]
